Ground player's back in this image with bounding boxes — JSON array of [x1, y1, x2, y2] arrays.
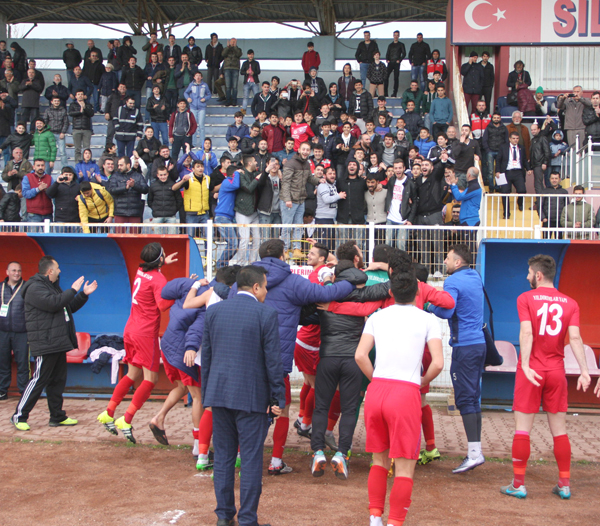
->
[[517, 286, 580, 372], [125, 268, 168, 336]]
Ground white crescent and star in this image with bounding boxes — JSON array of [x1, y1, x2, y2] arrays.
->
[[465, 0, 507, 31]]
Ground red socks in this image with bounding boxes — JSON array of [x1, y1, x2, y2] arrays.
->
[[197, 409, 213, 455], [512, 431, 530, 487], [272, 416, 289, 459], [421, 405, 435, 451], [368, 465, 388, 517], [298, 383, 310, 419], [388, 476, 413, 525], [107, 375, 135, 418], [327, 390, 341, 431], [124, 380, 155, 424], [553, 434, 571, 487], [302, 388, 315, 426]]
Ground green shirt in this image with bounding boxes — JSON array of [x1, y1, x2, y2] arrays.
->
[[365, 269, 389, 287]]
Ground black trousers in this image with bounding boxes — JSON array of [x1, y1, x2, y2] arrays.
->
[[384, 61, 400, 96], [0, 331, 29, 395], [12, 352, 68, 424], [311, 355, 363, 455], [481, 86, 494, 113], [172, 135, 192, 160], [499, 169, 526, 217]]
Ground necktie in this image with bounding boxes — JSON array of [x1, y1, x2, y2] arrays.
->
[[512, 146, 517, 161]]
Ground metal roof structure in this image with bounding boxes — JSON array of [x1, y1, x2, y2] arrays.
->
[[0, 0, 448, 36]]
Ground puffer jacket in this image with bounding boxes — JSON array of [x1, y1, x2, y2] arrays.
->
[[582, 105, 600, 140], [20, 273, 89, 356], [228, 257, 355, 373], [107, 168, 149, 217], [77, 183, 114, 232], [318, 267, 369, 358], [0, 191, 21, 221], [46, 178, 80, 222], [148, 178, 183, 218], [0, 277, 26, 332], [32, 125, 57, 162], [281, 152, 321, 204], [44, 105, 70, 135], [529, 134, 550, 168], [68, 100, 94, 131], [234, 167, 262, 216], [221, 45, 242, 70]]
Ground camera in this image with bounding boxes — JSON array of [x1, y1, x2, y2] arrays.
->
[[58, 176, 67, 182], [568, 94, 575, 98]]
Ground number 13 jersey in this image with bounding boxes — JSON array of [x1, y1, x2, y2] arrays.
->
[[517, 287, 580, 372]]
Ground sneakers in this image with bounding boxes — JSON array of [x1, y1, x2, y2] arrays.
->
[[500, 482, 528, 499], [192, 439, 199, 457], [115, 416, 136, 444], [235, 452, 241, 468], [331, 452, 349, 480], [11, 418, 30, 431], [293, 418, 302, 430], [268, 461, 292, 475], [297, 426, 311, 439], [0, 393, 7, 401], [97, 410, 118, 436], [49, 417, 78, 427], [196, 452, 214, 471], [418, 447, 441, 465], [324, 433, 338, 452], [311, 450, 327, 477], [552, 484, 571, 500], [370, 516, 384, 526], [452, 454, 485, 474]]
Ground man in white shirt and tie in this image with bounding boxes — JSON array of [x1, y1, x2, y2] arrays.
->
[[495, 131, 532, 219]]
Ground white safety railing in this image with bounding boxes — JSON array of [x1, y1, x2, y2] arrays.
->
[[561, 135, 600, 188]]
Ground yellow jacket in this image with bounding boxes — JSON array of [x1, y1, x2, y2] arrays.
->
[[78, 183, 114, 233], [183, 174, 210, 214]]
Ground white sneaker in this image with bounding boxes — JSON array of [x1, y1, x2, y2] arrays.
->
[[433, 271, 444, 279], [369, 515, 384, 526], [192, 438, 199, 457], [452, 454, 485, 474]]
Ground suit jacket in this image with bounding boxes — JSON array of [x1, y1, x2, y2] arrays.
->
[[496, 143, 531, 174], [201, 293, 286, 413]]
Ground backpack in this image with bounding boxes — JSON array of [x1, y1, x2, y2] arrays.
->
[[78, 188, 106, 208]]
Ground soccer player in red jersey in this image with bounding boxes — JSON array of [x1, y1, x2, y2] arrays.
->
[[97, 242, 178, 443], [356, 268, 443, 526], [501, 254, 591, 500]]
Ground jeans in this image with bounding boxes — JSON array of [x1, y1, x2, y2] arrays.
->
[[242, 82, 260, 110], [234, 211, 260, 265], [258, 211, 281, 241], [359, 63, 369, 87], [53, 133, 68, 168], [314, 217, 336, 251], [91, 84, 100, 112], [165, 89, 178, 112], [191, 108, 206, 148], [172, 135, 192, 160], [206, 66, 220, 93], [21, 107, 40, 132], [66, 69, 76, 87], [337, 224, 366, 253], [411, 65, 426, 91], [385, 219, 408, 250], [27, 213, 53, 223], [73, 129, 92, 163], [415, 212, 443, 274], [280, 201, 305, 251], [151, 122, 169, 146], [215, 216, 239, 268], [486, 150, 499, 189], [185, 212, 209, 223], [116, 139, 135, 158], [224, 69, 238, 105], [151, 216, 178, 235]]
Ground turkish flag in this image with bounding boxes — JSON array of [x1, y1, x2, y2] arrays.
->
[[452, 0, 542, 44]]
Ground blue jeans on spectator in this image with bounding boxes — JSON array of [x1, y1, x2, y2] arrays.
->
[[224, 69, 238, 106], [91, 84, 100, 112], [186, 212, 209, 224], [116, 139, 135, 158], [386, 219, 408, 251], [215, 215, 239, 268], [152, 216, 178, 235], [242, 82, 260, 111], [486, 150, 499, 190], [411, 65, 426, 91], [0, 136, 10, 165], [359, 63, 369, 87], [191, 108, 206, 149], [280, 201, 304, 251], [126, 89, 141, 109], [53, 133, 68, 168], [258, 211, 281, 242], [337, 223, 365, 253], [315, 217, 336, 251], [151, 122, 169, 146], [66, 69, 76, 87], [27, 213, 53, 222]]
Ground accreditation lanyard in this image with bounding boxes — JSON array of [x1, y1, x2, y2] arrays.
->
[[0, 281, 23, 317]]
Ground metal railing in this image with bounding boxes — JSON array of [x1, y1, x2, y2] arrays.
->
[[561, 135, 600, 187]]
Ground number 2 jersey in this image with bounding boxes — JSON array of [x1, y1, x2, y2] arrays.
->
[[516, 287, 580, 372], [124, 268, 174, 338]]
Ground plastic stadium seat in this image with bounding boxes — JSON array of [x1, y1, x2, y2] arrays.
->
[[485, 341, 518, 373], [564, 344, 600, 376], [66, 332, 91, 364]]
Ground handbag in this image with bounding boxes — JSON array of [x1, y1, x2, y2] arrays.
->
[[482, 287, 503, 367]]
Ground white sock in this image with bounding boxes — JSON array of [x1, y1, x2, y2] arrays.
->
[[301, 423, 311, 431], [468, 441, 482, 460], [270, 457, 282, 468], [369, 515, 384, 526], [325, 430, 334, 437], [198, 453, 208, 460], [296, 416, 302, 424]]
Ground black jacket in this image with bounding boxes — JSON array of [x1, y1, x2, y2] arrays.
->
[[582, 106, 600, 140], [408, 41, 431, 66], [348, 90, 374, 120], [19, 78, 43, 108], [336, 175, 367, 224], [205, 42, 224, 68], [120, 65, 146, 91], [62, 48, 82, 70], [20, 273, 89, 356], [257, 170, 280, 215], [107, 169, 149, 217], [146, 95, 171, 123], [530, 134, 550, 168], [82, 59, 104, 85], [384, 175, 417, 223], [183, 45, 203, 66], [0, 277, 26, 332], [318, 268, 369, 358], [240, 59, 261, 84], [452, 139, 481, 173], [460, 62, 484, 95], [496, 143, 531, 173], [481, 62, 495, 88], [386, 41, 406, 63], [46, 179, 81, 222], [117, 43, 137, 66], [540, 186, 568, 223], [482, 123, 508, 152], [415, 163, 446, 216], [355, 41, 380, 64], [150, 156, 178, 183], [135, 137, 162, 165], [105, 92, 127, 119], [148, 179, 183, 218], [68, 100, 94, 131], [251, 93, 275, 119], [0, 191, 21, 222]]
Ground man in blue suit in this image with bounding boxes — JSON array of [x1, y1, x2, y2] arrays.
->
[[202, 265, 285, 526]]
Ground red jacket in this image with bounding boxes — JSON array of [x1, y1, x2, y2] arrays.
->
[[261, 123, 289, 153], [301, 50, 321, 74], [517, 83, 537, 115], [470, 112, 491, 140], [427, 59, 447, 80], [25, 172, 53, 215], [168, 109, 197, 139]]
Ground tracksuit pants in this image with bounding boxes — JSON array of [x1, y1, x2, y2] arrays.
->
[[0, 331, 30, 395], [311, 355, 363, 455], [12, 352, 68, 424]]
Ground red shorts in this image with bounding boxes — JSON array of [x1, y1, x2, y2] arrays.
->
[[294, 342, 320, 376], [512, 367, 568, 414], [364, 377, 422, 459], [123, 333, 161, 373], [420, 347, 432, 395], [284, 375, 292, 406], [161, 352, 200, 387]]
